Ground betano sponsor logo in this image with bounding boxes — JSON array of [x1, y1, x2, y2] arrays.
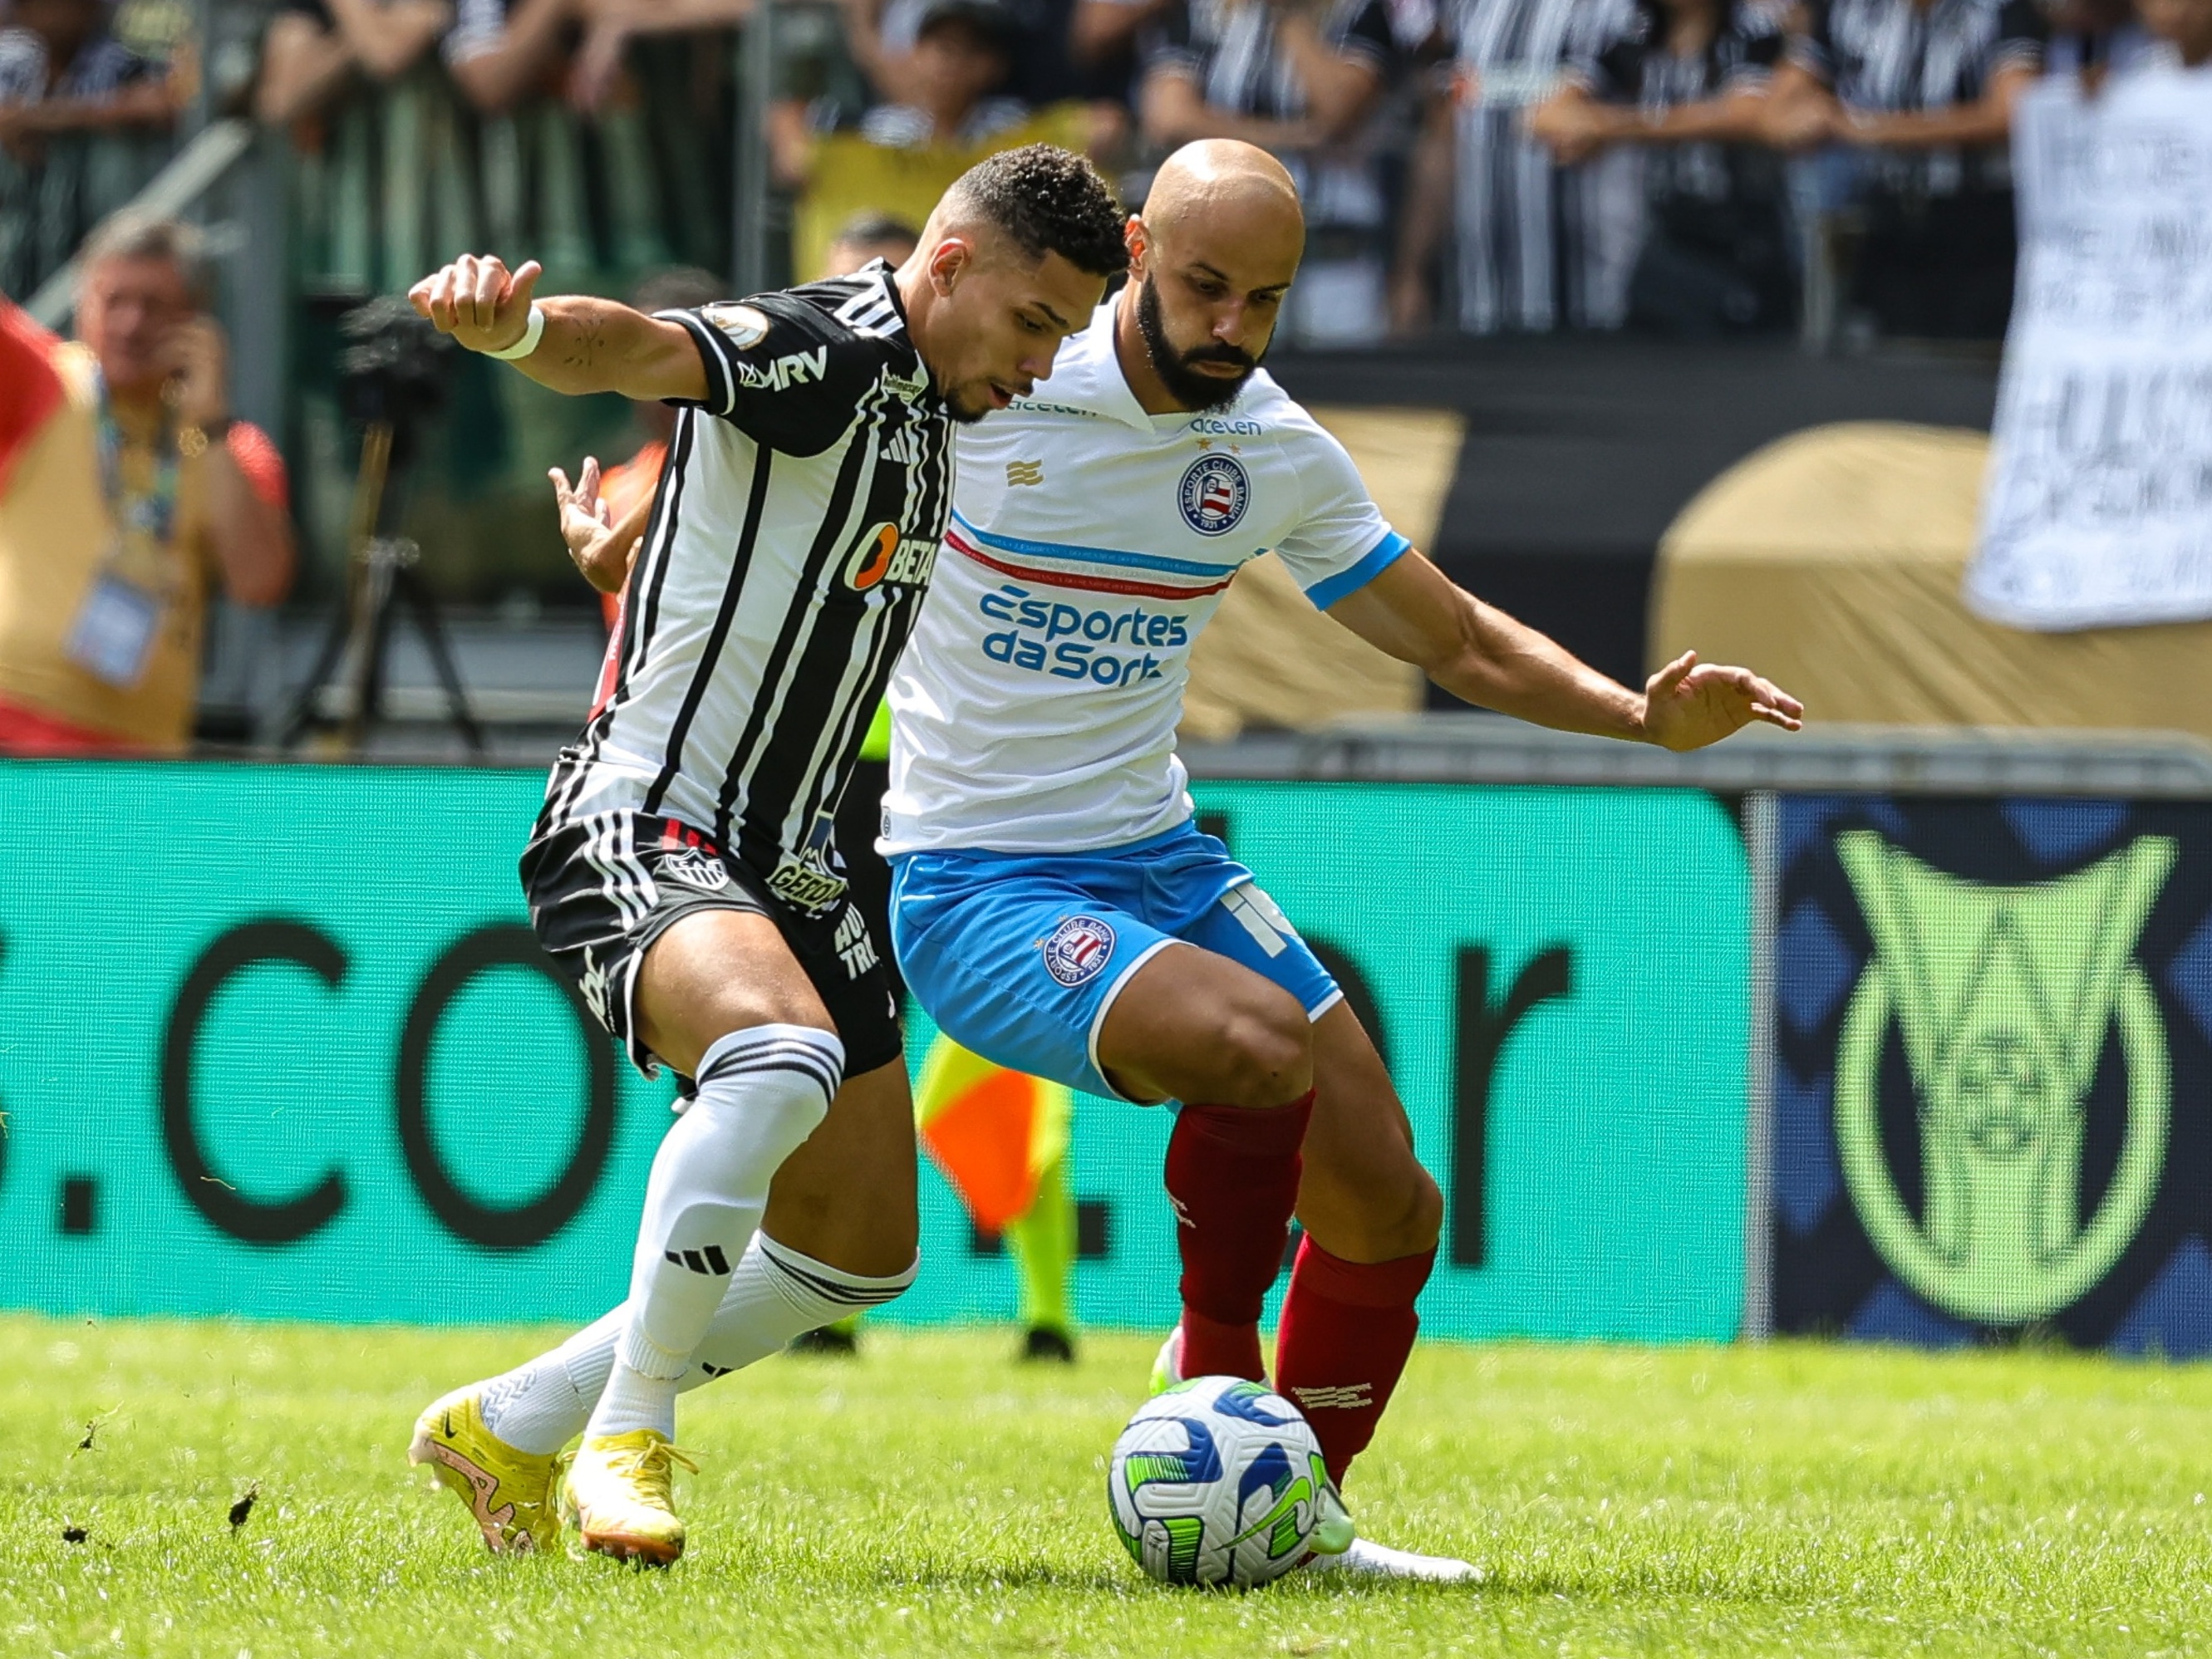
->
[[976, 582, 1190, 686], [844, 523, 940, 591]]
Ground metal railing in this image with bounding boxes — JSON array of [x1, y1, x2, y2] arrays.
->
[[1183, 716, 2212, 800]]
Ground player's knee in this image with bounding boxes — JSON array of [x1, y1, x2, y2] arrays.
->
[[1212, 989, 1314, 1106]]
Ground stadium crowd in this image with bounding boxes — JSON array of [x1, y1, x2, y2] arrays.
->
[[2, 0, 2207, 333], [0, 0, 2205, 757]]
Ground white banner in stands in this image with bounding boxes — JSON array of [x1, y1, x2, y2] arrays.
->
[[1968, 71, 2212, 632]]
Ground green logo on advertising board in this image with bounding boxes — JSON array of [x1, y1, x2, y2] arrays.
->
[[1833, 831, 2175, 1326]]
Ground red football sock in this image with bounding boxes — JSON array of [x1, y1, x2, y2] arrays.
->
[[1275, 1234, 1435, 1483], [1163, 1092, 1315, 1382]]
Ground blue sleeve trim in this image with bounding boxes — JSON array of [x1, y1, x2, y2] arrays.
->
[[1305, 532, 1410, 611]]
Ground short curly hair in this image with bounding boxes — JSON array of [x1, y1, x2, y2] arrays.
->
[[948, 144, 1128, 280]]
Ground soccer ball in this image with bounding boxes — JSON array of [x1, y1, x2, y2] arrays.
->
[[1107, 1375, 1327, 1588]]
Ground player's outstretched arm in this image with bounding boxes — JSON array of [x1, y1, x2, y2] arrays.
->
[[407, 253, 707, 403], [1325, 547, 1804, 750]]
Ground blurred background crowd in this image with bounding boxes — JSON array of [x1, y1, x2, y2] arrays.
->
[[9, 0, 2207, 342], [0, 0, 2206, 760]]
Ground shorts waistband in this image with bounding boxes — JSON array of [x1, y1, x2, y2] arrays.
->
[[892, 817, 1201, 866]]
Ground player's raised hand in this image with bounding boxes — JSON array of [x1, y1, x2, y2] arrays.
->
[[408, 253, 543, 355], [1641, 650, 1803, 751], [550, 458, 637, 595]]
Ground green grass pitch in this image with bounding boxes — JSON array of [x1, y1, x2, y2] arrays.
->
[[7, 1315, 2207, 1657]]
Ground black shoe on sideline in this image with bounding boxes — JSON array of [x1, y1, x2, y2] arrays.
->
[[1021, 1327, 1076, 1364]]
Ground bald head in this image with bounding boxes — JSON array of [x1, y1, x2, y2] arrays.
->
[[1144, 140, 1304, 253]]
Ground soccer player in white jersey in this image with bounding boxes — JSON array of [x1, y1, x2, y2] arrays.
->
[[880, 140, 1803, 1580], [475, 140, 1796, 1583], [400, 146, 1128, 1564]]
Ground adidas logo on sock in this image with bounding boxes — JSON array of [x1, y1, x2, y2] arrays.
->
[[1290, 1383, 1373, 1411], [664, 1244, 733, 1275], [698, 1362, 733, 1378]]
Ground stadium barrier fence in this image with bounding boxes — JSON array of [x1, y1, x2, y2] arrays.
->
[[7, 722, 2210, 1352]]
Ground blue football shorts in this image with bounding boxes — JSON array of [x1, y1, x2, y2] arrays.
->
[[888, 820, 1342, 1102]]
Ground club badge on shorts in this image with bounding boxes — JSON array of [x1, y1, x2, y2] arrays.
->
[[1042, 915, 1117, 987], [1178, 454, 1250, 537], [660, 846, 731, 892]]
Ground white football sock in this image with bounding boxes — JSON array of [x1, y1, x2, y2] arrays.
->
[[477, 1308, 626, 1456], [474, 1235, 917, 1453], [692, 1234, 917, 1377], [585, 1024, 840, 1441]]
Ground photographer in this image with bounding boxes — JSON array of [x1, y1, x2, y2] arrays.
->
[[0, 217, 294, 755]]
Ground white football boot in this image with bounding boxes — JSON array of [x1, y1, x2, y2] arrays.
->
[[1147, 1324, 1478, 1583]]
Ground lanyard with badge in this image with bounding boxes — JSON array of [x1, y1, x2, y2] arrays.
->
[[63, 373, 184, 689]]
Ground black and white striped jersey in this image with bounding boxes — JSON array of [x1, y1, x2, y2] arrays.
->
[[1447, 0, 1642, 335], [537, 262, 953, 916]]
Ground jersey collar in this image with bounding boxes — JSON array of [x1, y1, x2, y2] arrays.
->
[[1034, 295, 1158, 433]]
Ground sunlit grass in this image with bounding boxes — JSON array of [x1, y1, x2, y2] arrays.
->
[[6, 1317, 2209, 1657]]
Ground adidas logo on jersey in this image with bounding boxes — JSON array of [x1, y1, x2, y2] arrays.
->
[[884, 429, 922, 464], [737, 345, 830, 392], [1006, 459, 1044, 487]]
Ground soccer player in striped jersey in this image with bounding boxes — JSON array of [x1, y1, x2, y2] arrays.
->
[[882, 139, 1802, 1580], [401, 145, 1128, 1565]]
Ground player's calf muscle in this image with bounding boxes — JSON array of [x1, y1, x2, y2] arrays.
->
[[1298, 1158, 1442, 1263], [761, 1063, 920, 1275]]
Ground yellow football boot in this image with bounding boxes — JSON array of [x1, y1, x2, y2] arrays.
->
[[408, 1386, 558, 1555], [559, 1431, 699, 1565]]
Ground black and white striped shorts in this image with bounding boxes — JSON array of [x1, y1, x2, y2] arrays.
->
[[519, 811, 903, 1083]]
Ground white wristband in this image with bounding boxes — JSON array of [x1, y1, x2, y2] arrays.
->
[[482, 303, 545, 361]]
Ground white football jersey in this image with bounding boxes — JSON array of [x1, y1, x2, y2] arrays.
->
[[881, 297, 1408, 856]]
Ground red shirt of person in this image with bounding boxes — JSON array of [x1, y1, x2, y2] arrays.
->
[[0, 216, 295, 754]]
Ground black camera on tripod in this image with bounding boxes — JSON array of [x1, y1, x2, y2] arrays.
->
[[337, 297, 458, 471], [276, 298, 481, 755]]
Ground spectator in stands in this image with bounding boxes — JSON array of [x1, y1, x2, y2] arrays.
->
[[568, 0, 756, 114], [1526, 0, 1792, 336], [770, 0, 1099, 276], [2045, 0, 2165, 85], [840, 0, 1091, 106], [1140, 0, 1399, 341], [772, 0, 1020, 184], [0, 218, 293, 755], [0, 0, 176, 163], [442, 0, 575, 111], [821, 209, 922, 276], [2139, 0, 2210, 62], [0, 0, 181, 298], [254, 0, 455, 126], [1140, 0, 1391, 152], [1389, 0, 1640, 337], [1763, 0, 2047, 338], [1070, 0, 1172, 101], [853, 0, 1035, 146]]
